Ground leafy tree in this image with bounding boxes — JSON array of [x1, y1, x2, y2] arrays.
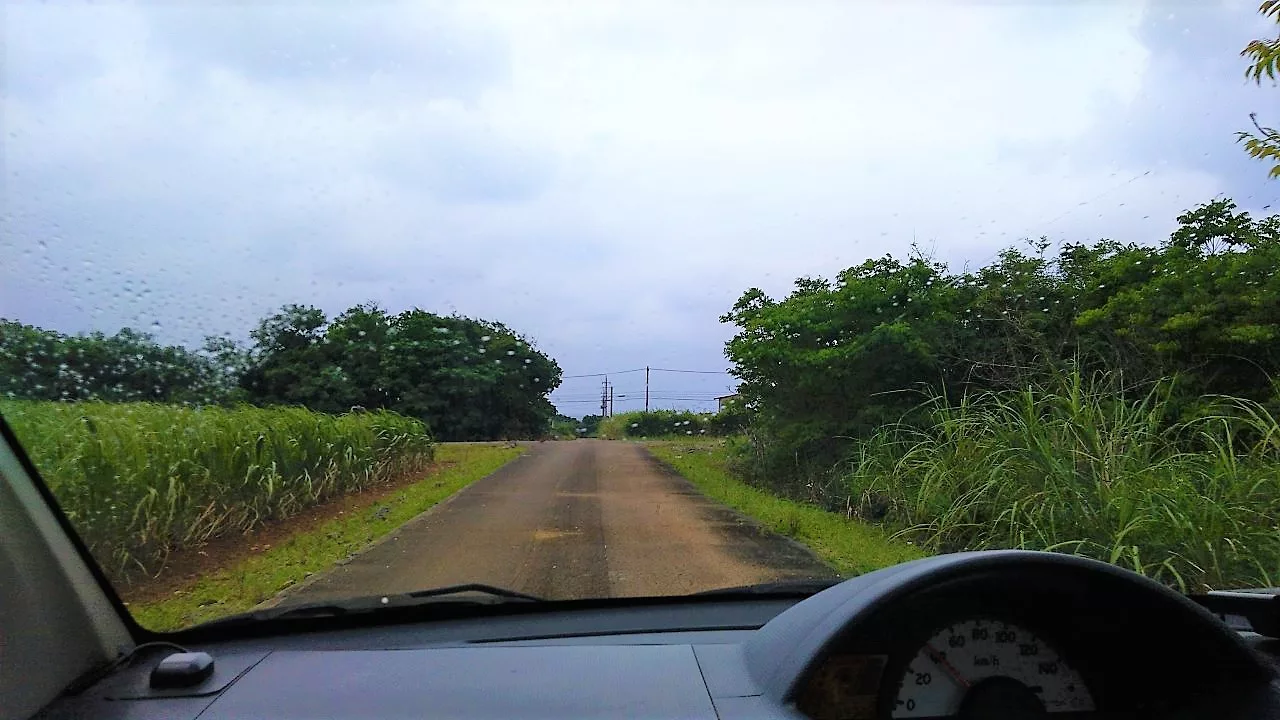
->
[[325, 303, 395, 410], [4, 302, 563, 442], [722, 252, 975, 475], [577, 414, 603, 436], [549, 413, 582, 439], [1239, 0, 1280, 177], [240, 305, 351, 411], [0, 320, 228, 403], [708, 402, 748, 434], [722, 199, 1280, 492], [240, 304, 562, 440], [1075, 200, 1280, 405], [379, 311, 560, 439], [200, 335, 251, 402]]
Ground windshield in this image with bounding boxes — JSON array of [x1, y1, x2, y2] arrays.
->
[[2, 2, 1277, 632]]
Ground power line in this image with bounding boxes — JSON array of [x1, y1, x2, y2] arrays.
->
[[553, 365, 736, 415], [554, 387, 647, 394], [958, 168, 1159, 272], [1033, 170, 1153, 234], [556, 391, 734, 396], [555, 396, 724, 403], [560, 367, 733, 379], [552, 395, 725, 402], [560, 368, 646, 379]]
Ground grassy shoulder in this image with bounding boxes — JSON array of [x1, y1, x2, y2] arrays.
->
[[131, 443, 523, 631], [644, 439, 923, 577]]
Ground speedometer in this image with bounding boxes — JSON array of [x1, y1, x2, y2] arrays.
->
[[892, 619, 1094, 717]]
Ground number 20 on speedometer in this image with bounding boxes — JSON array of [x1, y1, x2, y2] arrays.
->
[[893, 619, 1095, 717]]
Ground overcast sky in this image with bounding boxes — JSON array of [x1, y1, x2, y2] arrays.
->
[[2, 1, 1276, 416]]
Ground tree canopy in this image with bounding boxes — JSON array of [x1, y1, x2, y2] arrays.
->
[[1, 303, 562, 441], [722, 199, 1280, 478], [1239, 0, 1280, 176], [0, 322, 231, 404]]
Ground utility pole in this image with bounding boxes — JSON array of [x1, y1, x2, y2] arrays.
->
[[645, 366, 650, 413], [601, 377, 609, 419], [608, 384, 614, 417]]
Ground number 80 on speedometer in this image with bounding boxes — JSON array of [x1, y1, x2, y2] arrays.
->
[[893, 619, 1095, 718]]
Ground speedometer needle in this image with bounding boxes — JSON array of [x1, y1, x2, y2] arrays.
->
[[925, 643, 970, 689]]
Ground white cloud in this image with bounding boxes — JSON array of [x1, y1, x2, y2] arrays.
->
[[1, 0, 1272, 413]]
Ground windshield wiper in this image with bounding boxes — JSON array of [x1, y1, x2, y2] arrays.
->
[[688, 578, 842, 598], [187, 583, 545, 632], [405, 583, 543, 602], [180, 580, 833, 636]]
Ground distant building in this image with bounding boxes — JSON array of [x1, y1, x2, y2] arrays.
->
[[716, 393, 739, 411]]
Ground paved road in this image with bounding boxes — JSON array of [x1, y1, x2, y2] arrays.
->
[[279, 439, 835, 603]]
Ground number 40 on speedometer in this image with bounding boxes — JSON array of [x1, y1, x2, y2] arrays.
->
[[893, 619, 1095, 718]]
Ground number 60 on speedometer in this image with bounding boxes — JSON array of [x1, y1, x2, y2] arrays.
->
[[893, 619, 1095, 718]]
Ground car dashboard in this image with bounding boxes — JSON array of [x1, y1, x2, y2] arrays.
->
[[39, 552, 1280, 720]]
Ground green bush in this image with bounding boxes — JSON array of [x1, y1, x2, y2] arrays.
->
[[599, 407, 749, 439], [721, 199, 1280, 496], [1, 400, 434, 584], [708, 399, 748, 434], [598, 409, 717, 439]]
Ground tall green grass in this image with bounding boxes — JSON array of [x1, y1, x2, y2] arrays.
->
[[0, 400, 434, 583], [841, 374, 1280, 592]]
